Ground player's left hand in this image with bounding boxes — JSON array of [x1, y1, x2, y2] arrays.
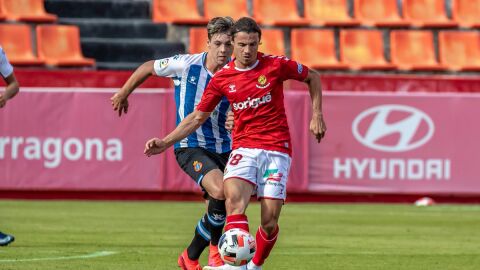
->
[[144, 138, 168, 157], [225, 111, 234, 131], [310, 113, 326, 143], [0, 93, 6, 108]]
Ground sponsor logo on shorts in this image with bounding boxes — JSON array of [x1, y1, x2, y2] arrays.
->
[[263, 169, 283, 182], [193, 161, 203, 172]]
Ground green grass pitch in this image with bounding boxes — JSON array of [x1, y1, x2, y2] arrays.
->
[[1, 200, 479, 269]]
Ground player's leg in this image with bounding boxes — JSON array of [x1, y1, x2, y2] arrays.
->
[[247, 149, 291, 269], [0, 231, 14, 246], [175, 148, 228, 269], [223, 148, 259, 233], [200, 168, 228, 267]]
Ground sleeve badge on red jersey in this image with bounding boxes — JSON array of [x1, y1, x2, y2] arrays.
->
[[297, 62, 303, 74]]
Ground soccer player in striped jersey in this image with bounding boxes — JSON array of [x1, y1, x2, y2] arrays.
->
[[1, 46, 19, 246], [143, 17, 327, 270], [111, 17, 235, 270]]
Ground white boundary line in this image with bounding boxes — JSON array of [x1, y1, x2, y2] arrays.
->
[[0, 251, 117, 263]]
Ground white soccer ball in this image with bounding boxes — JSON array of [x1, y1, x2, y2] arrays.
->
[[218, 228, 256, 266]]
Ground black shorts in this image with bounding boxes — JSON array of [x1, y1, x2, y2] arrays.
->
[[175, 147, 231, 196]]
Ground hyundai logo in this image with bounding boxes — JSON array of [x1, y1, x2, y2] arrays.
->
[[352, 104, 434, 152]]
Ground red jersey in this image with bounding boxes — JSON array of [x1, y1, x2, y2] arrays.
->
[[196, 52, 309, 156]]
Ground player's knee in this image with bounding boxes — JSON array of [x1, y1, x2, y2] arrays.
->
[[207, 185, 225, 200], [226, 197, 247, 215]]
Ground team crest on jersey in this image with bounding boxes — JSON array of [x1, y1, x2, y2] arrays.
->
[[193, 161, 203, 172], [160, 59, 169, 68], [256, 75, 270, 89], [189, 76, 197, 85]]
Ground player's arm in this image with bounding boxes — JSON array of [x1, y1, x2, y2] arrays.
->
[[0, 72, 19, 109], [304, 68, 326, 143], [144, 76, 224, 156], [144, 110, 212, 156], [111, 60, 156, 116]]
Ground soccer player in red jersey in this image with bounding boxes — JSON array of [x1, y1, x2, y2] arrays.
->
[[144, 17, 326, 270]]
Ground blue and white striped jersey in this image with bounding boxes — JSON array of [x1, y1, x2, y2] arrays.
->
[[0, 46, 14, 78], [153, 53, 232, 154]]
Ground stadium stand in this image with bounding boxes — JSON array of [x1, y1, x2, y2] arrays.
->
[[0, 0, 478, 73], [252, 0, 310, 26], [403, 0, 457, 28], [36, 25, 95, 67], [390, 30, 445, 71], [439, 31, 480, 71], [354, 0, 410, 27], [0, 23, 45, 65], [152, 0, 208, 24], [189, 27, 207, 54], [1, 0, 57, 22], [452, 0, 480, 28], [291, 28, 348, 70], [340, 29, 395, 70], [259, 28, 286, 56], [303, 0, 360, 26], [204, 0, 249, 20], [44, 0, 185, 70]]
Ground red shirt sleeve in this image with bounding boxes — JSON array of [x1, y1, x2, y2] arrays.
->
[[197, 77, 224, 112], [278, 57, 309, 82]]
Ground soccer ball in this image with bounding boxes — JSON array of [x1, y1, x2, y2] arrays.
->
[[218, 228, 256, 266]]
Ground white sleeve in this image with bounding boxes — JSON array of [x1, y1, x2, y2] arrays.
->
[[0, 47, 14, 78], [153, 54, 187, 78]]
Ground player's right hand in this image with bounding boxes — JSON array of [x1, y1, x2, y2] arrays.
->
[[0, 93, 6, 108], [110, 92, 129, 117], [144, 138, 168, 157]]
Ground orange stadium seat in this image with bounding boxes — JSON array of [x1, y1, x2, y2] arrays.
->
[[390, 30, 445, 71], [304, 0, 360, 26], [1, 0, 57, 22], [252, 0, 310, 26], [189, 27, 208, 54], [204, 0, 249, 20], [0, 24, 44, 65], [403, 0, 457, 28], [36, 25, 95, 67], [259, 29, 286, 56], [439, 31, 480, 71], [452, 0, 480, 28], [152, 0, 208, 25], [291, 29, 348, 70], [0, 3, 6, 20], [354, 0, 410, 27], [340, 29, 395, 70]]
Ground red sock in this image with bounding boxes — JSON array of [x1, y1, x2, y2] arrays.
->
[[252, 225, 279, 266], [224, 214, 249, 232]]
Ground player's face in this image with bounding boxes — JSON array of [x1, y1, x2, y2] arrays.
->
[[233, 32, 260, 68], [207, 33, 233, 66]]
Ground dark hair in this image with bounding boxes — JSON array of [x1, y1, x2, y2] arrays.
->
[[207, 17, 234, 40], [231, 17, 261, 40]]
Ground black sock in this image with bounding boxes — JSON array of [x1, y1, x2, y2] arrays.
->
[[207, 197, 226, 246], [187, 214, 210, 260]]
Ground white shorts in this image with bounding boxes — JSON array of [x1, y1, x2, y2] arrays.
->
[[224, 148, 292, 200]]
